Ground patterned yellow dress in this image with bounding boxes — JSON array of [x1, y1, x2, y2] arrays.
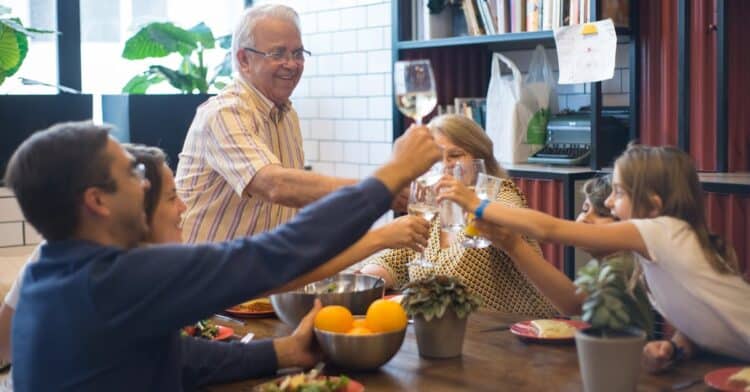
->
[[365, 179, 558, 317]]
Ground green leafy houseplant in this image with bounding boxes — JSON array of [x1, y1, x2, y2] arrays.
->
[[574, 254, 654, 336], [401, 275, 482, 321], [121, 21, 232, 94], [0, 5, 55, 86], [427, 0, 447, 14]]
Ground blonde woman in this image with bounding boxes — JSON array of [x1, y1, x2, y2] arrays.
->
[[361, 114, 556, 316]]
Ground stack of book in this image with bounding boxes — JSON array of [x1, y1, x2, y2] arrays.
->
[[458, 0, 629, 37]]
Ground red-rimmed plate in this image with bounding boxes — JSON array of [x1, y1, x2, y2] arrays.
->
[[705, 367, 749, 392], [184, 325, 234, 341], [226, 298, 276, 318], [253, 375, 364, 392], [510, 319, 589, 342]]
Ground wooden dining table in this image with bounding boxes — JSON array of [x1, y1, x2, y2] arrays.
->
[[207, 310, 744, 391]]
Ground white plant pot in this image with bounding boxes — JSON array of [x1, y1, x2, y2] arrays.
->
[[424, 9, 453, 40], [575, 328, 647, 392]]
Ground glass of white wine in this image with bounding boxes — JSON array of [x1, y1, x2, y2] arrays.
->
[[394, 60, 437, 125], [406, 176, 439, 269]]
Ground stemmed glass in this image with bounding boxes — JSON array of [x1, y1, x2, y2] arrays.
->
[[406, 164, 442, 269], [394, 60, 437, 125]]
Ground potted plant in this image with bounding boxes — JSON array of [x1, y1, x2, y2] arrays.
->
[[401, 275, 482, 358], [0, 5, 92, 177], [102, 21, 232, 168], [574, 255, 654, 392], [422, 0, 453, 40]]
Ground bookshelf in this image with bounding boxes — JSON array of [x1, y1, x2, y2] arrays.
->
[[391, 1, 639, 169], [390, 0, 640, 277]]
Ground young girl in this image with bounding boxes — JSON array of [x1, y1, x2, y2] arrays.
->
[[476, 175, 619, 316], [439, 144, 750, 371]]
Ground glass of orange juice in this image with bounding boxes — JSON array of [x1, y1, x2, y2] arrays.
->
[[461, 173, 503, 248]]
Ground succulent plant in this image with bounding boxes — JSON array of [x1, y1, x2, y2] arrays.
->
[[574, 254, 654, 337], [401, 275, 482, 322]]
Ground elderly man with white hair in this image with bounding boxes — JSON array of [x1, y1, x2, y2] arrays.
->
[[176, 4, 406, 244]]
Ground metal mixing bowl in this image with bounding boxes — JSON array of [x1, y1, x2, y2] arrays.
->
[[314, 317, 406, 370], [270, 273, 384, 326]]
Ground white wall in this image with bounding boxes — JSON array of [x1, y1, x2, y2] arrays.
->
[[255, 0, 394, 179], [0, 187, 42, 254]]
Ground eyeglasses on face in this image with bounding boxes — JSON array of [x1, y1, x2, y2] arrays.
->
[[243, 47, 311, 63]]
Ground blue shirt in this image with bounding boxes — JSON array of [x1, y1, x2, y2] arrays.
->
[[12, 178, 392, 391]]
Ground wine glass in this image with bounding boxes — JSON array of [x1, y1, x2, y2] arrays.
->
[[406, 172, 440, 269], [394, 60, 437, 125]]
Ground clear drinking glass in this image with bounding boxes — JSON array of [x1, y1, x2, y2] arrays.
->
[[406, 167, 441, 269], [462, 173, 504, 249], [394, 60, 437, 125], [450, 159, 486, 248]]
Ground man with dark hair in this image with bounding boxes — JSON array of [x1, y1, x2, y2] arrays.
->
[[5, 122, 117, 241], [5, 120, 440, 391]]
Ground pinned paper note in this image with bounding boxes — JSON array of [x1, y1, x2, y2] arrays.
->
[[553, 19, 617, 84]]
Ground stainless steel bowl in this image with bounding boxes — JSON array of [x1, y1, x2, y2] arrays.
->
[[314, 317, 406, 370], [270, 273, 384, 327]]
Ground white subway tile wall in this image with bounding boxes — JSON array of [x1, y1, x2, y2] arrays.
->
[[0, 1, 631, 251], [0, 189, 41, 248]]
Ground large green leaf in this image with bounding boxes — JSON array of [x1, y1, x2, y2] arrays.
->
[[0, 18, 56, 35], [122, 22, 197, 59], [216, 34, 231, 49], [0, 21, 27, 77], [188, 22, 214, 49], [150, 65, 195, 93], [214, 52, 232, 77], [122, 70, 166, 94]]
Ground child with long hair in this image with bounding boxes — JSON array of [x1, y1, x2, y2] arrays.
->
[[438, 145, 750, 371], [475, 175, 620, 316]]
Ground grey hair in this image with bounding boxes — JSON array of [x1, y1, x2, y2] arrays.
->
[[231, 4, 301, 73]]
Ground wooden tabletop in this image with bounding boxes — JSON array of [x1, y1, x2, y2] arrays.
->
[[208, 310, 743, 392]]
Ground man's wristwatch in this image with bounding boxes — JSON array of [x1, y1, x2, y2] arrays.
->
[[668, 340, 686, 362]]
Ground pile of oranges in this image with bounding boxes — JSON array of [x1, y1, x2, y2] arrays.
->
[[314, 299, 407, 335]]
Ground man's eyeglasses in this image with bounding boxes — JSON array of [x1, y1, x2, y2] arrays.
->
[[243, 47, 311, 64]]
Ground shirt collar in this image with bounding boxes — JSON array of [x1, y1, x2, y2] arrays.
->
[[238, 77, 291, 124]]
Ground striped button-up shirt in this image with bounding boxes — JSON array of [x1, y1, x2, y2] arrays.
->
[[175, 78, 305, 243]]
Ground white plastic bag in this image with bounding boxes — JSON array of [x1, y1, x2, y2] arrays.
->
[[485, 52, 539, 164], [525, 45, 559, 114], [485, 45, 558, 164]]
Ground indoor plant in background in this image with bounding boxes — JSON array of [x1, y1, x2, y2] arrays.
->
[[0, 5, 93, 177], [102, 21, 232, 168], [574, 255, 654, 392], [421, 0, 453, 40], [401, 275, 482, 358]]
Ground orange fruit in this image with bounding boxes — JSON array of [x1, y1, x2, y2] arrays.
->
[[352, 319, 368, 328], [347, 326, 374, 335], [365, 299, 407, 333], [314, 305, 354, 333]]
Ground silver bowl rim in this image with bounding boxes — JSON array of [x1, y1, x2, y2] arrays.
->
[[272, 273, 385, 297]]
